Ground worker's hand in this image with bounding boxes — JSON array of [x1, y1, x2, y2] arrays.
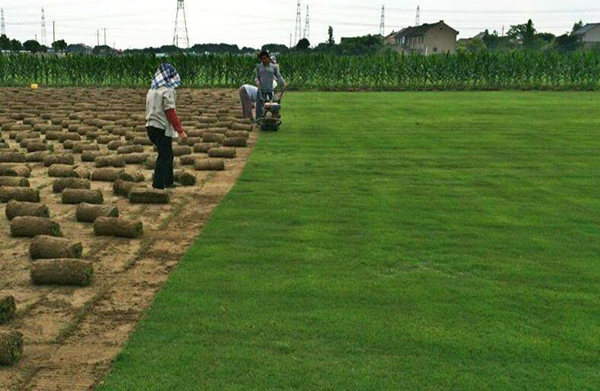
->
[[256, 80, 260, 87], [180, 131, 188, 141], [284, 81, 289, 88]]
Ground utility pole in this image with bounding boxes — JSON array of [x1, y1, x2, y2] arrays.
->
[[303, 4, 310, 42], [52, 21, 55, 44], [103, 28, 107, 46], [415, 5, 420, 26], [294, 1, 302, 46], [502, 25, 505, 36], [97, 30, 100, 46], [41, 8, 47, 46], [173, 0, 190, 48], [380, 5, 385, 36], [1, 8, 5, 37], [289, 33, 292, 49]]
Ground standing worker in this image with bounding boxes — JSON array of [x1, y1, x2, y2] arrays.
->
[[145, 63, 188, 190], [255, 50, 287, 121]]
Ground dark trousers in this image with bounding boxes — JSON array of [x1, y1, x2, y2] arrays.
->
[[256, 91, 274, 120], [146, 126, 174, 189]]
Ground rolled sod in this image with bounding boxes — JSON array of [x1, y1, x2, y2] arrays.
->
[[81, 150, 108, 162], [0, 296, 16, 324], [0, 176, 30, 187], [52, 178, 91, 193], [0, 187, 40, 203], [123, 153, 149, 165], [225, 130, 250, 139], [95, 155, 126, 168], [117, 145, 144, 154], [108, 140, 127, 150], [193, 142, 219, 154], [97, 135, 120, 144], [118, 171, 145, 183], [133, 137, 153, 146], [26, 151, 49, 163], [58, 133, 81, 142], [223, 137, 248, 148], [173, 146, 192, 157], [179, 155, 197, 166], [129, 188, 170, 204], [0, 331, 23, 366], [94, 217, 143, 239], [202, 133, 226, 144], [113, 179, 140, 197], [5, 200, 50, 220], [91, 168, 125, 182], [75, 203, 119, 223], [30, 259, 93, 287], [48, 164, 80, 178], [43, 154, 74, 167], [232, 123, 253, 131], [62, 189, 104, 205], [195, 158, 225, 171], [175, 170, 197, 186], [0, 152, 26, 163], [208, 147, 236, 159], [0, 164, 31, 177], [183, 137, 203, 146], [10, 217, 62, 238], [73, 143, 100, 154], [29, 235, 83, 260]]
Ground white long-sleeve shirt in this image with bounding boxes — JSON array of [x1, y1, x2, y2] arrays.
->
[[242, 85, 259, 102]]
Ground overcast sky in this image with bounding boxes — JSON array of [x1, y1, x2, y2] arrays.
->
[[1, 0, 599, 49]]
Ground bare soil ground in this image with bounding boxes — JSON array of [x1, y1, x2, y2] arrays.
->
[[0, 88, 256, 391]]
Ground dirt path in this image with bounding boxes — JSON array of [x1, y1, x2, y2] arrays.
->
[[0, 88, 257, 390]]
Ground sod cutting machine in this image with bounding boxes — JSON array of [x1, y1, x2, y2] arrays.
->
[[256, 87, 286, 132]]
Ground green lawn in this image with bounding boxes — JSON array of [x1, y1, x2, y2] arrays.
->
[[98, 92, 600, 391]]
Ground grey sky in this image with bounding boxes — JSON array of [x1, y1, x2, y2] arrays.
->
[[1, 0, 598, 49]]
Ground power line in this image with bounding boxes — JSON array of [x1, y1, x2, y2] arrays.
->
[[303, 4, 310, 42], [173, 0, 190, 48], [294, 0, 302, 46], [1, 8, 5, 36], [416, 5, 420, 26], [41, 8, 47, 45], [380, 5, 385, 36]]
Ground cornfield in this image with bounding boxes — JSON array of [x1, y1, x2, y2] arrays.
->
[[0, 51, 599, 90]]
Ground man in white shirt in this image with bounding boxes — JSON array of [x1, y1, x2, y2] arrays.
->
[[239, 81, 278, 121], [239, 84, 258, 120]]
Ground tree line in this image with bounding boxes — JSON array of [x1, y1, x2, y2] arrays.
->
[[0, 19, 595, 57]]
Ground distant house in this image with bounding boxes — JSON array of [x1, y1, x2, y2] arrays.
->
[[458, 32, 486, 46], [572, 23, 600, 49], [384, 20, 459, 55], [66, 44, 92, 55]]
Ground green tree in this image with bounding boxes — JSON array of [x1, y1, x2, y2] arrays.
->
[[555, 34, 582, 52], [572, 20, 584, 34], [52, 39, 67, 51], [261, 43, 288, 53], [482, 30, 500, 50], [0, 34, 10, 50], [327, 26, 335, 46], [9, 39, 22, 51], [23, 39, 42, 53], [467, 38, 487, 53], [508, 19, 538, 49], [296, 38, 310, 50]]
